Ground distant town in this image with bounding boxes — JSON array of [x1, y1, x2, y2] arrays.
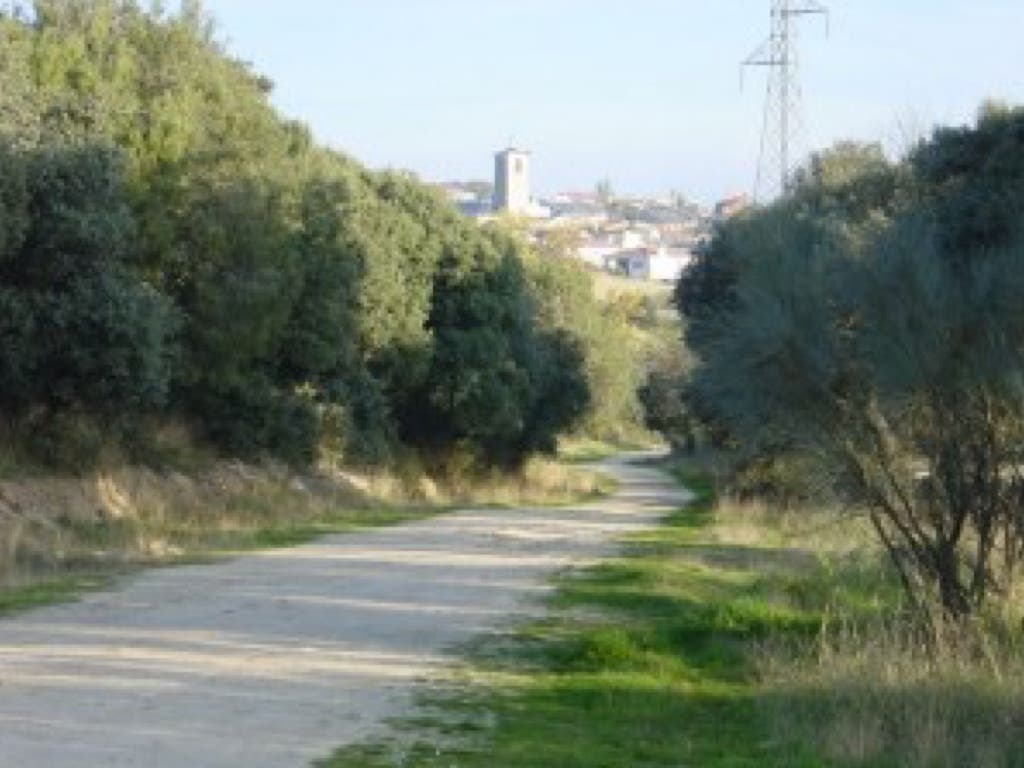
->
[[436, 148, 750, 283]]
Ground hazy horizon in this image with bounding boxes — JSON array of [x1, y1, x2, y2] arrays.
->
[[191, 0, 1024, 205]]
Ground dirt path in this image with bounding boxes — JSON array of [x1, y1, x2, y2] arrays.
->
[[0, 455, 688, 767]]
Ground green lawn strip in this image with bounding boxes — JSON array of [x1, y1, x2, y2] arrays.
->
[[227, 506, 438, 551], [557, 438, 654, 464], [0, 574, 118, 616], [321, 465, 890, 768]]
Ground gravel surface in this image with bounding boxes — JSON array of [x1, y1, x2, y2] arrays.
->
[[0, 454, 689, 767]]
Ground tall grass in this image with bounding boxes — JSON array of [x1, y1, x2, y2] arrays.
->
[[761, 615, 1024, 767], [0, 449, 613, 607], [0, 462, 371, 590], [328, 454, 614, 508], [706, 484, 1024, 767]]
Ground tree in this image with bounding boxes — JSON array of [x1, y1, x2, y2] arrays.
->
[[0, 142, 177, 420], [402, 232, 588, 467], [639, 340, 696, 453], [526, 241, 648, 443], [680, 120, 1024, 623], [0, 1, 598, 472]]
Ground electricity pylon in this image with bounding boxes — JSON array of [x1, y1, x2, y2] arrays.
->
[[743, 1, 828, 201]]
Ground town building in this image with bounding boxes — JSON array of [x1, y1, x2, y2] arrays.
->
[[713, 193, 750, 221], [493, 148, 532, 215], [436, 181, 495, 218], [613, 247, 695, 282], [445, 147, 711, 282]]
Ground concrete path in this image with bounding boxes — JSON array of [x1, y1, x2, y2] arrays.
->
[[0, 455, 689, 767]]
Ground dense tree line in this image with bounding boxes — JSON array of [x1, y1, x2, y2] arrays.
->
[[0, 1, 600, 470], [525, 253, 650, 444], [678, 105, 1024, 622]]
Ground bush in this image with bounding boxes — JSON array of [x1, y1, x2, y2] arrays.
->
[[187, 382, 319, 467], [0, 142, 178, 422], [24, 412, 112, 474], [401, 236, 589, 467]]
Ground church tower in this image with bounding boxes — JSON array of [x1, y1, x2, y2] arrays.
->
[[493, 148, 531, 215]]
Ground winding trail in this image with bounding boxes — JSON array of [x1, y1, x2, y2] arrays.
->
[[0, 455, 689, 767]]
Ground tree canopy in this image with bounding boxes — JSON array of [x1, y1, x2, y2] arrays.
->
[[0, 0, 604, 471]]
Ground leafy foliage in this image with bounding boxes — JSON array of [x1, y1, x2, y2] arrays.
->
[[526, 251, 649, 444], [0, 142, 177, 420], [0, 1, 596, 471]]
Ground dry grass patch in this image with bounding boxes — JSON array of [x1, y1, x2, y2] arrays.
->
[[334, 455, 614, 509], [0, 462, 369, 586], [760, 619, 1024, 767], [0, 453, 614, 609], [703, 489, 1024, 767]]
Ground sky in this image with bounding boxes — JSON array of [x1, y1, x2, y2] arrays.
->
[[190, 1, 1024, 204]]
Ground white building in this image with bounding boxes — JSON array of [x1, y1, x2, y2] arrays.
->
[[574, 229, 658, 271], [621, 247, 695, 282]]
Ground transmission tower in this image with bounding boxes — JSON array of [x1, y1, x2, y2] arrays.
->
[[743, 1, 829, 201]]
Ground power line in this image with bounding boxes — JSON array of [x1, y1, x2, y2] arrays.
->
[[743, 1, 829, 202]]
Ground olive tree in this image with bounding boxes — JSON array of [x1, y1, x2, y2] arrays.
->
[[684, 130, 1024, 621]]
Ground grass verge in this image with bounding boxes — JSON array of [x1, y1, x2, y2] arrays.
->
[[319, 468, 806, 767], [316, 463, 955, 768], [0, 575, 114, 616]]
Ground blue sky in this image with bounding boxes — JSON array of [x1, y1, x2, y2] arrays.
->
[[194, 1, 1024, 204]]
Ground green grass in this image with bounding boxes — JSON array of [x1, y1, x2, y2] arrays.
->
[[556, 437, 622, 463], [593, 271, 675, 301], [320, 465, 903, 768], [557, 436, 659, 464], [226, 506, 435, 550], [0, 575, 115, 616]]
